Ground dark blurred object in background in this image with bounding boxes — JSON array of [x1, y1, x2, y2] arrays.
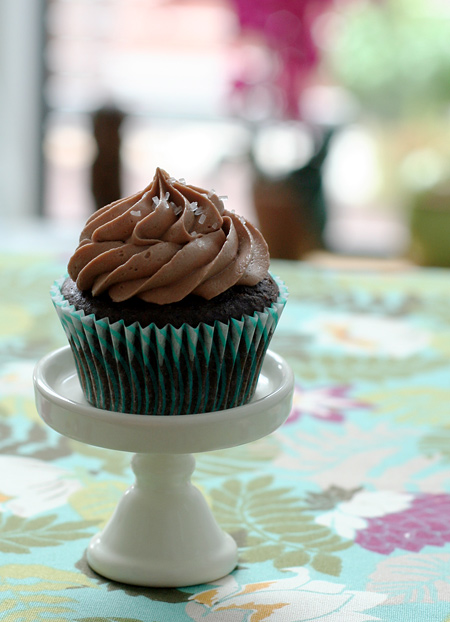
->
[[409, 180, 450, 268], [91, 106, 125, 211], [252, 130, 332, 260]]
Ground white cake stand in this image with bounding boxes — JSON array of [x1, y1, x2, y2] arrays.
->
[[33, 345, 294, 588]]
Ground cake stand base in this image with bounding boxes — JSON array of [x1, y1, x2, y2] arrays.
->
[[34, 346, 294, 587], [87, 453, 237, 587]]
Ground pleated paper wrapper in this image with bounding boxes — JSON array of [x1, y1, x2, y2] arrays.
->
[[50, 276, 287, 416]]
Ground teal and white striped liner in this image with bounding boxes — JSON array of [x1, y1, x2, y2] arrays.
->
[[50, 276, 287, 416]]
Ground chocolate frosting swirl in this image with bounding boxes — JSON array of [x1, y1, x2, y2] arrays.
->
[[68, 168, 270, 304]]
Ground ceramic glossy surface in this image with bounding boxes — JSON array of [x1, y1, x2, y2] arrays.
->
[[33, 346, 294, 454], [33, 346, 294, 587]]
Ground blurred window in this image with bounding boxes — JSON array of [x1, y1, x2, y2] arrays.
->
[[0, 0, 45, 218], [43, 0, 256, 221]]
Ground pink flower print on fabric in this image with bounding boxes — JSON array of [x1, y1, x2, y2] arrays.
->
[[356, 494, 450, 555], [286, 384, 370, 424], [315, 489, 413, 540]]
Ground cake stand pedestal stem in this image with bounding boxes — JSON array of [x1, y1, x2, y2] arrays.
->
[[87, 452, 238, 587]]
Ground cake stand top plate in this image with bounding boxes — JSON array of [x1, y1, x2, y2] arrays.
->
[[33, 346, 294, 454]]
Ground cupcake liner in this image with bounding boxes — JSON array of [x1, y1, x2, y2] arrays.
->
[[51, 276, 287, 416]]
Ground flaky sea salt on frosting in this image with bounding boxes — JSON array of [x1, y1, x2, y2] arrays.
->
[[68, 168, 270, 304]]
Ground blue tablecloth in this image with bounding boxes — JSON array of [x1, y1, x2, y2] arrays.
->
[[2, 251, 450, 621]]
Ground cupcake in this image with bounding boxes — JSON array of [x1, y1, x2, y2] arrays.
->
[[51, 168, 287, 415]]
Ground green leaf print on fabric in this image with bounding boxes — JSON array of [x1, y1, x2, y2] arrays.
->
[[0, 256, 66, 363], [272, 261, 450, 306], [69, 441, 131, 477], [0, 564, 97, 621], [363, 386, 450, 426], [420, 429, 450, 462], [69, 482, 128, 526], [0, 418, 72, 462], [211, 475, 352, 576], [0, 514, 98, 554], [305, 486, 363, 511], [0, 396, 41, 421], [423, 298, 450, 327], [195, 438, 280, 480], [283, 353, 445, 384], [310, 552, 343, 576], [431, 330, 450, 358]]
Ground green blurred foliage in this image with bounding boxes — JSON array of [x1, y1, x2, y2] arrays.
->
[[327, 0, 450, 118]]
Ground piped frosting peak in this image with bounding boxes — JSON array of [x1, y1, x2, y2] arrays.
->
[[68, 168, 270, 304]]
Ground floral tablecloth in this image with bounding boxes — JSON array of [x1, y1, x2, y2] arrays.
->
[[2, 250, 450, 621]]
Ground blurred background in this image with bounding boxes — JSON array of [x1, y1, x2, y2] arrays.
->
[[1, 0, 450, 264]]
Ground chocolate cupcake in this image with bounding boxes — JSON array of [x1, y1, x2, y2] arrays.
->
[[51, 168, 287, 415]]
